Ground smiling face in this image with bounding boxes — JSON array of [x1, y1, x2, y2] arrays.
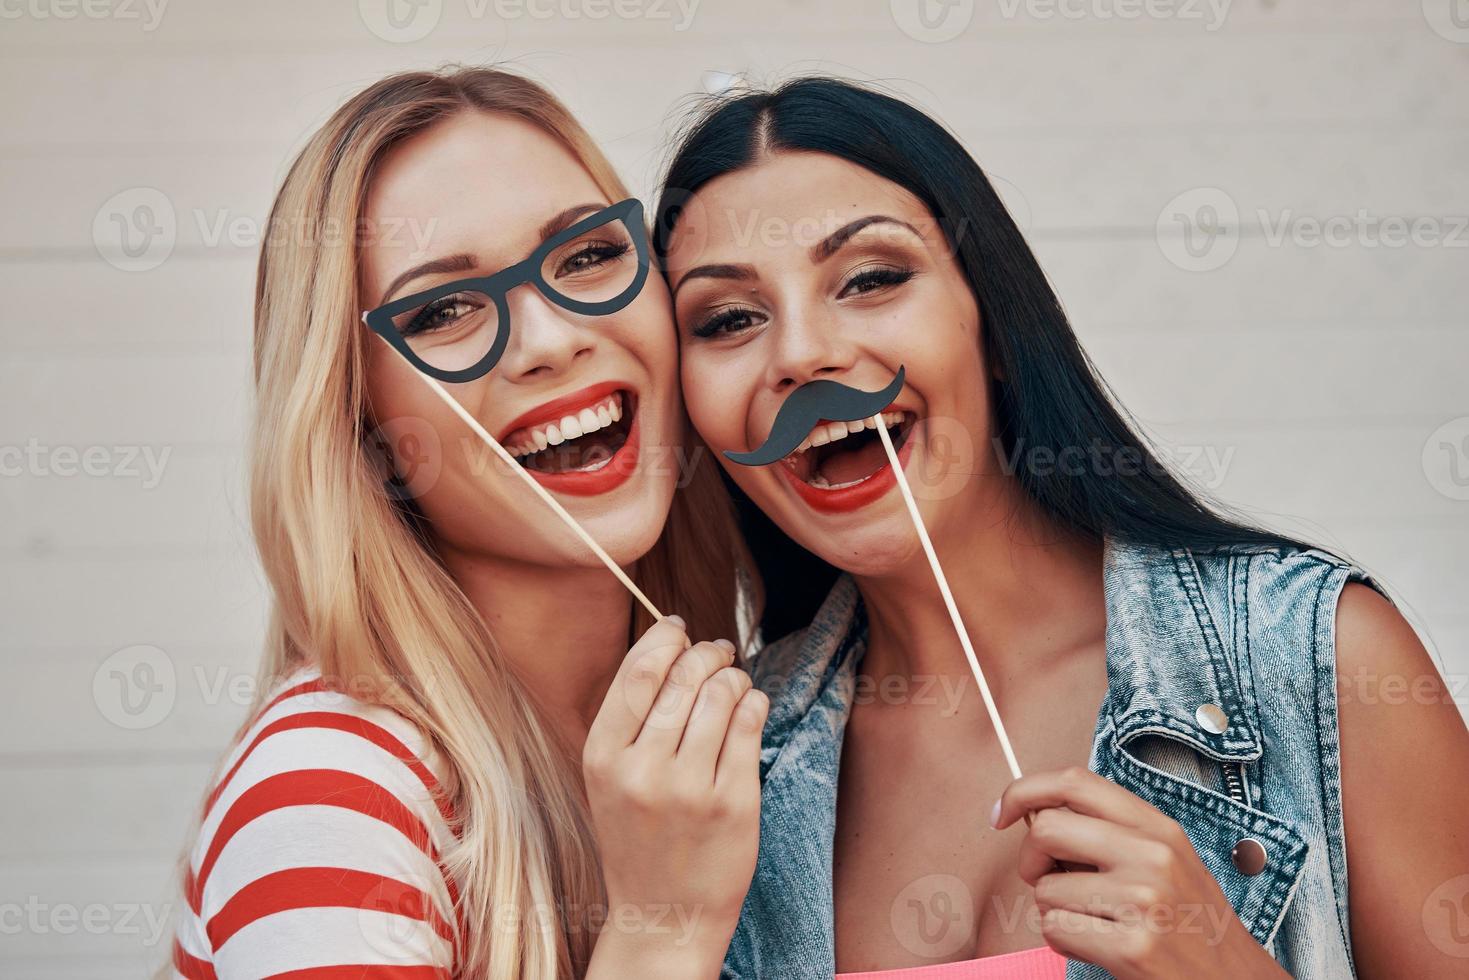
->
[[666, 150, 997, 576], [359, 110, 680, 568]]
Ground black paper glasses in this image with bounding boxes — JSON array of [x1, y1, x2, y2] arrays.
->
[[362, 198, 651, 383]]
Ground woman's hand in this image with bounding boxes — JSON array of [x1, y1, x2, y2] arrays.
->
[[582, 616, 769, 979], [992, 767, 1288, 980]]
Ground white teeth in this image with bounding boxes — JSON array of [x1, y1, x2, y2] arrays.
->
[[573, 454, 613, 473], [808, 472, 869, 490], [506, 393, 627, 451], [781, 410, 912, 465], [829, 412, 907, 447]]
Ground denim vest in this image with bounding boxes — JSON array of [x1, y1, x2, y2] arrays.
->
[[723, 539, 1381, 979]]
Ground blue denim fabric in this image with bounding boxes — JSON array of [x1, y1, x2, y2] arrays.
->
[[723, 538, 1381, 979]]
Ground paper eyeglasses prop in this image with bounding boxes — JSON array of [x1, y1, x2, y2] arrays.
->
[[361, 199, 666, 620]]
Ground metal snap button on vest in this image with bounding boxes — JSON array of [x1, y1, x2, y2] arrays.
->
[[1231, 837, 1268, 876], [1195, 702, 1228, 734]]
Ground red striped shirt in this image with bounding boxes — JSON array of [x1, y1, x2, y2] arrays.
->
[[170, 669, 461, 979]]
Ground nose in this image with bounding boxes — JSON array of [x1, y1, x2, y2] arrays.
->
[[496, 285, 598, 384], [767, 300, 857, 393]]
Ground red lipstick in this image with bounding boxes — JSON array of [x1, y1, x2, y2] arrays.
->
[[497, 381, 640, 497], [774, 421, 916, 514]]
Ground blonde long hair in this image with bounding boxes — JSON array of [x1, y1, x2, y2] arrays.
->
[[244, 65, 751, 977]]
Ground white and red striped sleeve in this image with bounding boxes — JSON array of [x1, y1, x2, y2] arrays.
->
[[171, 672, 462, 980]]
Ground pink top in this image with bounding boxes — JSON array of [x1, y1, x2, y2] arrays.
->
[[836, 945, 1067, 980]]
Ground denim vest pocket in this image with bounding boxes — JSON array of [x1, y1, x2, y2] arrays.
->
[[1106, 728, 1310, 953]]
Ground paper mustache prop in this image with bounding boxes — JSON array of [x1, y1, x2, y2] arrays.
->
[[725, 366, 1029, 781], [724, 368, 907, 465]]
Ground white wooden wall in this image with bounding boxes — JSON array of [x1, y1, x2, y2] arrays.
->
[[3, 1, 1465, 974]]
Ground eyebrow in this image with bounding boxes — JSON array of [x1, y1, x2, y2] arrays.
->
[[810, 214, 923, 262], [670, 262, 757, 300], [378, 253, 477, 308], [376, 202, 607, 307], [671, 214, 924, 300], [539, 202, 605, 242]]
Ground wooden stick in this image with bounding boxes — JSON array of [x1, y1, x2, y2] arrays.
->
[[400, 362, 664, 622], [873, 416, 1025, 782]]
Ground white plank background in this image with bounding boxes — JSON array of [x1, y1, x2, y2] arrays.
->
[[2, 1, 1466, 974]]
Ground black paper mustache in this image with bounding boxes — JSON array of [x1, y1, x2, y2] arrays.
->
[[724, 366, 906, 466]]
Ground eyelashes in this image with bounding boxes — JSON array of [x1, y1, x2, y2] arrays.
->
[[687, 263, 918, 339], [400, 291, 487, 338], [554, 239, 630, 278], [839, 264, 916, 297], [691, 305, 761, 339]]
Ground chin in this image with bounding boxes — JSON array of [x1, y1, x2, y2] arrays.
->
[[788, 510, 926, 580], [571, 486, 672, 567]]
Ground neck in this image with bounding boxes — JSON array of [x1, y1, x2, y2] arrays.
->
[[858, 486, 1106, 692], [436, 541, 634, 749]]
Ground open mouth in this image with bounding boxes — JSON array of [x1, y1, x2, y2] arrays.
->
[[780, 410, 917, 490], [503, 390, 636, 476]]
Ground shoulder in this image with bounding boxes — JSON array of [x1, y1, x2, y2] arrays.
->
[[174, 666, 458, 976], [1334, 580, 1460, 749], [1186, 539, 1375, 587], [1196, 542, 1454, 753], [1332, 586, 1469, 974], [1185, 541, 1388, 636], [1334, 579, 1419, 664]]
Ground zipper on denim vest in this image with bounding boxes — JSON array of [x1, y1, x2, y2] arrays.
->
[[1222, 761, 1248, 805]]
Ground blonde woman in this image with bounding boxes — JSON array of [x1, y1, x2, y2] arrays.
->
[[169, 66, 767, 979]]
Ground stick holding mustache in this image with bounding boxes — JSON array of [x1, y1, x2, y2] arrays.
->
[[726, 366, 1028, 782], [872, 413, 1028, 783]]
